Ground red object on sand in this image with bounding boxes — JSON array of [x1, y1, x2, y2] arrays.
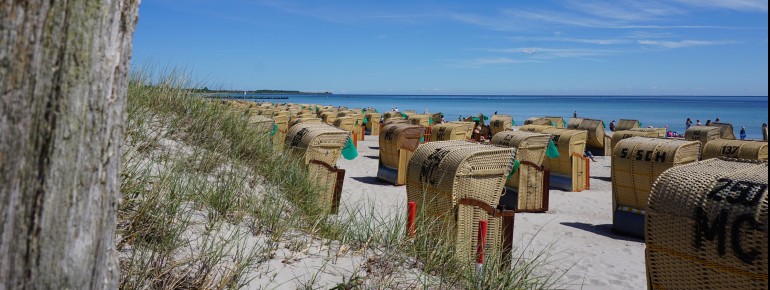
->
[[407, 202, 416, 237]]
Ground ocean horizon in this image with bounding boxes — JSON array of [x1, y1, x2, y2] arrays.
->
[[221, 94, 769, 140]]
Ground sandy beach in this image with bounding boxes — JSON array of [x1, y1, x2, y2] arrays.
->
[[334, 134, 647, 289]]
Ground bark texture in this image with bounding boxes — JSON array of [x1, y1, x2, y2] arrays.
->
[[0, 0, 139, 288]]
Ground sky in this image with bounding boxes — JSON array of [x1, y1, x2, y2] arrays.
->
[[132, 0, 769, 95]]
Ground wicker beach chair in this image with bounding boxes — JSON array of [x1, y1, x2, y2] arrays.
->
[[575, 118, 612, 156], [616, 119, 642, 131], [630, 127, 667, 138], [520, 125, 589, 192], [364, 112, 382, 136], [491, 131, 552, 212], [285, 123, 350, 213], [406, 141, 517, 264], [490, 115, 513, 137], [611, 137, 699, 237], [377, 124, 425, 185], [702, 139, 768, 160], [645, 158, 767, 289], [610, 130, 659, 152], [431, 122, 474, 141], [686, 126, 722, 158]]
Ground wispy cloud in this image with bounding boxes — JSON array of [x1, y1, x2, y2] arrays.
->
[[638, 39, 734, 48], [482, 47, 620, 59], [446, 57, 538, 68], [671, 0, 768, 12], [563, 0, 685, 21]]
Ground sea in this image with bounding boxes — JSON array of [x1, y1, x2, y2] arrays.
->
[[223, 94, 769, 140]]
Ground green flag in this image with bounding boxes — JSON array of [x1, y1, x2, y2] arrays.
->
[[429, 118, 433, 125], [506, 159, 521, 180], [550, 121, 556, 127], [342, 137, 358, 160], [545, 140, 560, 159], [563, 120, 567, 127], [402, 113, 408, 119], [472, 117, 480, 122], [269, 124, 278, 136], [639, 121, 642, 127], [363, 117, 368, 125], [420, 136, 425, 143]]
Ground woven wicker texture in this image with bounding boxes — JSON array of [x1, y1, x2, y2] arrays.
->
[[612, 137, 699, 212], [646, 158, 768, 290], [285, 123, 350, 166], [257, 108, 274, 116], [333, 116, 356, 132], [383, 111, 402, 122], [575, 118, 607, 149], [384, 118, 409, 126], [431, 122, 474, 141], [541, 128, 588, 192], [702, 140, 769, 161], [405, 141, 516, 262], [290, 118, 322, 129], [566, 118, 583, 129], [248, 115, 275, 132], [307, 162, 338, 213], [319, 112, 338, 125], [431, 113, 444, 124], [364, 112, 382, 135], [518, 124, 553, 133], [525, 117, 560, 127], [379, 124, 425, 169], [490, 115, 513, 136], [408, 114, 431, 127], [616, 119, 642, 131], [686, 126, 722, 156], [630, 127, 667, 138], [272, 115, 289, 150], [491, 131, 551, 210], [711, 122, 737, 140], [611, 130, 659, 152]]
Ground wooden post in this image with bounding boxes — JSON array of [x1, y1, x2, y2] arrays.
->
[[542, 168, 551, 211], [406, 202, 416, 237], [476, 220, 488, 274]]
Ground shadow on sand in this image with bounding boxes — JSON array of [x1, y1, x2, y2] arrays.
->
[[560, 222, 644, 243]]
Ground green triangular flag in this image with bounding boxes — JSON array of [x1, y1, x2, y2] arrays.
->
[[602, 121, 606, 128], [363, 117, 368, 125], [512, 120, 516, 126], [639, 121, 642, 127], [342, 137, 358, 160], [402, 113, 408, 119], [472, 117, 480, 122], [550, 121, 556, 127], [362, 109, 366, 113], [563, 120, 567, 127], [483, 115, 489, 120], [545, 140, 560, 159], [269, 124, 278, 136], [506, 159, 521, 180], [429, 118, 433, 125], [419, 136, 425, 143]]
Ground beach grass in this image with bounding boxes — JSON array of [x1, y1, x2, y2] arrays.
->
[[118, 67, 568, 289]]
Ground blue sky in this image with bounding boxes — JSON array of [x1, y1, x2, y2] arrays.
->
[[132, 0, 768, 95]]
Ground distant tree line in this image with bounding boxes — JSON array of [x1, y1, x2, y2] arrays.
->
[[190, 87, 332, 95]]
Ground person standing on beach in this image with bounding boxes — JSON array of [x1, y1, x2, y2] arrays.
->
[[686, 118, 693, 129], [573, 111, 577, 118], [715, 117, 721, 123], [609, 120, 616, 132], [740, 127, 747, 140], [705, 119, 712, 126], [696, 120, 702, 126], [762, 123, 768, 141]]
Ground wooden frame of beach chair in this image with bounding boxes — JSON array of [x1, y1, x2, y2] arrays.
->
[[520, 125, 589, 192], [610, 137, 699, 238], [702, 139, 769, 160], [645, 158, 768, 290], [615, 119, 641, 131], [319, 111, 338, 125], [575, 118, 612, 156], [285, 123, 350, 213], [491, 131, 552, 212], [406, 141, 517, 265], [566, 118, 583, 129], [629, 127, 667, 138], [364, 112, 381, 136], [490, 115, 514, 137], [377, 124, 425, 185], [383, 111, 401, 122], [289, 117, 322, 129], [610, 130, 659, 152], [686, 126, 722, 158], [431, 122, 474, 141]]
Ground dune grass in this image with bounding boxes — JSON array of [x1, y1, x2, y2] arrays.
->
[[118, 68, 568, 289]]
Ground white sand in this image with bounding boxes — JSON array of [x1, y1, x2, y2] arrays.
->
[[335, 135, 647, 289]]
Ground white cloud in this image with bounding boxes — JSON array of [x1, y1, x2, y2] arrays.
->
[[447, 57, 537, 68], [638, 39, 733, 48], [670, 0, 768, 12]]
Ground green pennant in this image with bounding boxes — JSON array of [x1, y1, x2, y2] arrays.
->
[[472, 117, 480, 122], [563, 120, 567, 127], [602, 120, 606, 128], [363, 117, 368, 125], [429, 118, 433, 125], [269, 124, 278, 136], [402, 113, 408, 119], [550, 121, 556, 127], [639, 121, 642, 127], [482, 115, 489, 120], [419, 136, 425, 143], [512, 120, 516, 126], [342, 137, 358, 160], [506, 159, 521, 180], [545, 140, 560, 159]]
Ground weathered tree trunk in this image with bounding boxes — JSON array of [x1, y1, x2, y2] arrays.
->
[[0, 0, 139, 289]]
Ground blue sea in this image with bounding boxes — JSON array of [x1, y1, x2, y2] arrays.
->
[[227, 94, 769, 140]]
